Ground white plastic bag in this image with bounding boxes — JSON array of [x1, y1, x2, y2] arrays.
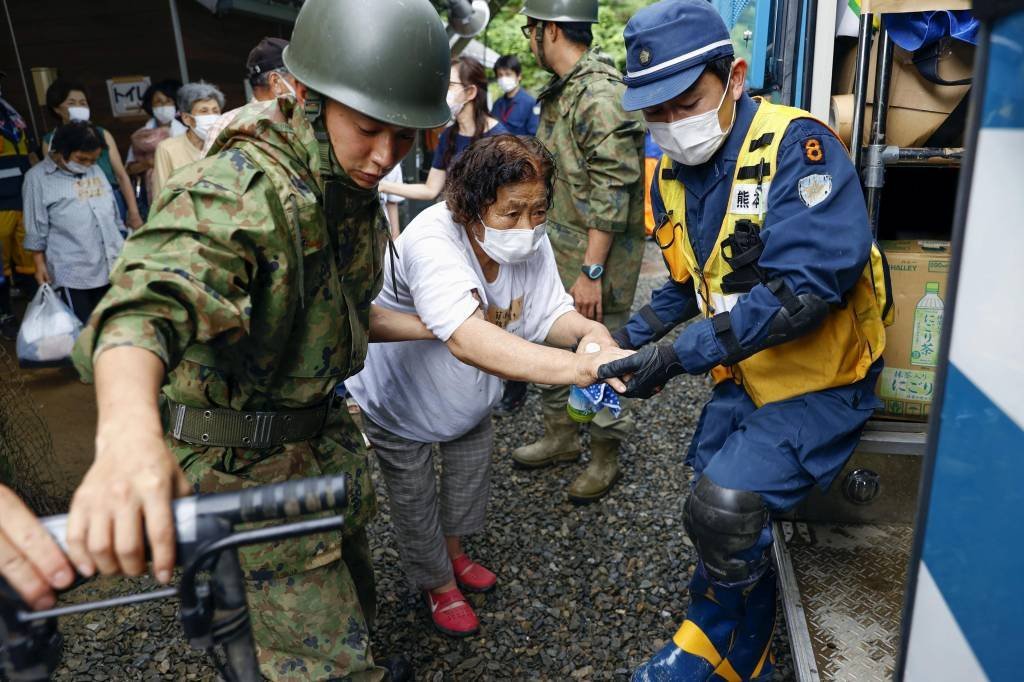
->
[[16, 284, 83, 367]]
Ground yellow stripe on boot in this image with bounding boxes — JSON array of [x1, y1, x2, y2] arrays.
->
[[672, 620, 724, 668]]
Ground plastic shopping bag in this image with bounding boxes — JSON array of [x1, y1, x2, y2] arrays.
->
[[16, 284, 83, 368]]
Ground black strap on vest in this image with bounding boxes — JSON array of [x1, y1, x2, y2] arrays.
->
[[748, 133, 775, 152], [736, 159, 771, 183], [720, 220, 766, 294]]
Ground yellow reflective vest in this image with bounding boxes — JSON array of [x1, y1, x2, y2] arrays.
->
[[653, 99, 892, 407]]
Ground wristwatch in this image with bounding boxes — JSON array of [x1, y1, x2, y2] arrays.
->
[[581, 263, 605, 280]]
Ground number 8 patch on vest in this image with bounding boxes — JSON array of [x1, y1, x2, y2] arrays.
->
[[798, 174, 833, 208], [803, 138, 824, 164]]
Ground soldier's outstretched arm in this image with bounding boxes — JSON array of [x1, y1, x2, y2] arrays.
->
[[65, 346, 191, 586], [0, 485, 75, 609]]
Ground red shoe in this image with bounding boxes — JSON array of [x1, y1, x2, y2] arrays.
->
[[425, 587, 479, 638], [452, 554, 497, 593]]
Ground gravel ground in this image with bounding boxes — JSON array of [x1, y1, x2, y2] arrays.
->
[[42, 242, 793, 680]]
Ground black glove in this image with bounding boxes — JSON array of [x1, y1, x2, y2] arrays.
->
[[610, 327, 633, 350], [597, 343, 685, 399]]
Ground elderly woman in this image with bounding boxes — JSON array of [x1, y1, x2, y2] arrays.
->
[[43, 80, 143, 230], [127, 79, 185, 205], [23, 122, 124, 323], [346, 135, 630, 637], [151, 81, 224, 197]]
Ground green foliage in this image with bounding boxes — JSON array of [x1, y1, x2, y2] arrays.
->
[[477, 0, 656, 99]]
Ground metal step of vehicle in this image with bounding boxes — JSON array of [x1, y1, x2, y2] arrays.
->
[[774, 520, 913, 682]]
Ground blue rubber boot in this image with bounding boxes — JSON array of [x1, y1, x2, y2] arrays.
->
[[632, 568, 777, 681]]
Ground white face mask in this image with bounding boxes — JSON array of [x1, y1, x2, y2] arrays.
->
[[189, 113, 220, 141], [446, 89, 466, 118], [64, 161, 90, 175], [647, 75, 737, 166], [67, 106, 90, 122], [153, 105, 176, 124], [497, 76, 518, 94], [474, 216, 547, 265]]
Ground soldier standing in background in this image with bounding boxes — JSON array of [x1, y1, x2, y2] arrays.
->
[[64, 0, 450, 679], [512, 0, 646, 504]]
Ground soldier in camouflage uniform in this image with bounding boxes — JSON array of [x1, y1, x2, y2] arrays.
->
[[63, 0, 451, 679], [512, 0, 647, 504]]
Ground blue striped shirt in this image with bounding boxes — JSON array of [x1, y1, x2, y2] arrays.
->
[[22, 156, 125, 289]]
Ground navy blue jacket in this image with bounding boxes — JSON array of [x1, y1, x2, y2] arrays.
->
[[621, 95, 872, 375], [491, 88, 540, 136]]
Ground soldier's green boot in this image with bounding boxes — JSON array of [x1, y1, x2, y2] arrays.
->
[[567, 437, 621, 504], [511, 413, 581, 469]]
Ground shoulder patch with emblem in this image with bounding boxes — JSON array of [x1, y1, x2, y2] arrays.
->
[[798, 174, 832, 208], [803, 137, 825, 164]]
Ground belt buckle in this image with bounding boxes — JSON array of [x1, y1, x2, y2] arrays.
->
[[246, 412, 277, 449]]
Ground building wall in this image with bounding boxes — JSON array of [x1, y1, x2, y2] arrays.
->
[[0, 0, 290, 157]]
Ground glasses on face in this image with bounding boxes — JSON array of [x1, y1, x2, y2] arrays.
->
[[520, 24, 535, 40]]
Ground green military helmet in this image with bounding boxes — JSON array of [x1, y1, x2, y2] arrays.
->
[[519, 0, 599, 23], [282, 0, 450, 129]]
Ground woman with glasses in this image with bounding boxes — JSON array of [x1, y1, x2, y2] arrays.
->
[[378, 55, 509, 203]]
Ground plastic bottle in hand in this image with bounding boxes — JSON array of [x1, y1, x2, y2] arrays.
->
[[567, 343, 601, 423]]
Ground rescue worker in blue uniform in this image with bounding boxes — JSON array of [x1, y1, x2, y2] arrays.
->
[[598, 1, 893, 679]]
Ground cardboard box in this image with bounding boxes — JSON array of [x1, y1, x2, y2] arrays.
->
[[831, 37, 973, 147], [876, 240, 952, 420]]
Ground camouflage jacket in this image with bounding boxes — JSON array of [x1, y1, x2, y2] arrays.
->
[[71, 97, 388, 539], [536, 48, 646, 314]]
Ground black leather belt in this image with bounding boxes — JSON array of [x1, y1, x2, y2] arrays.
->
[[166, 399, 332, 449]]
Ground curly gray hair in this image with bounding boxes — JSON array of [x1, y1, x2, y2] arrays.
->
[[177, 80, 225, 114]]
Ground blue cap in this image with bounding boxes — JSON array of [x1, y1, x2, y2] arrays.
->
[[622, 0, 734, 112]]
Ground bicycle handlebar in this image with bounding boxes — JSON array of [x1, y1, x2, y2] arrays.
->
[[38, 474, 348, 555]]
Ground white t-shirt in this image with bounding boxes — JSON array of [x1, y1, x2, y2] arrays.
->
[[347, 202, 574, 443]]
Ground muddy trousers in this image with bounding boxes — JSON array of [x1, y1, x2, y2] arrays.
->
[[246, 528, 383, 682]]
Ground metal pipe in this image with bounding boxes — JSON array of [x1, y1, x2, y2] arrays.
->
[[866, 25, 895, 234], [1, 0, 40, 147], [850, 12, 873, 171], [169, 0, 190, 84]]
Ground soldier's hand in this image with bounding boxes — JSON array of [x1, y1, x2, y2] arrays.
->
[[0, 484, 75, 609], [575, 345, 633, 392], [570, 274, 603, 322], [597, 343, 686, 398], [65, 427, 191, 585]]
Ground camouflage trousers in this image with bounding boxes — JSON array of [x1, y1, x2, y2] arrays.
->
[[172, 402, 386, 681], [537, 309, 635, 441]]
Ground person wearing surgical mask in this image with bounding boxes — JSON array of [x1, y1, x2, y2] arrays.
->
[[42, 80, 144, 230], [201, 37, 302, 157], [23, 122, 125, 323], [490, 54, 540, 136], [600, 2, 890, 679], [151, 80, 224, 197], [127, 79, 185, 212], [379, 56, 509, 203], [346, 134, 632, 638]]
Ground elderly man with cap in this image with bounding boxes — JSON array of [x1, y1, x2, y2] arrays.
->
[[597, 0, 891, 679], [512, 0, 646, 504], [202, 37, 300, 156]]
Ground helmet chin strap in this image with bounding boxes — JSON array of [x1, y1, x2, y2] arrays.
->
[[534, 21, 555, 74]]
